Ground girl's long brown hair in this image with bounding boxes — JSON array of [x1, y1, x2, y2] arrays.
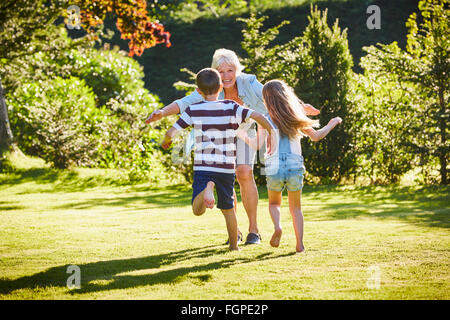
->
[[263, 80, 319, 139]]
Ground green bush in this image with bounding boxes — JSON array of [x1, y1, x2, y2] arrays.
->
[[8, 77, 102, 168], [350, 45, 418, 184], [239, 6, 355, 183], [293, 6, 355, 183], [6, 43, 181, 183], [0, 156, 14, 173], [125, 132, 176, 184], [239, 13, 296, 84], [67, 48, 176, 180], [69, 48, 146, 107]]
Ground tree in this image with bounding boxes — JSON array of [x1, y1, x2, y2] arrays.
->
[[238, 6, 355, 183], [238, 13, 294, 84], [293, 6, 355, 183], [0, 79, 15, 153], [0, 0, 171, 154], [0, 0, 170, 62], [76, 0, 171, 56], [0, 0, 68, 154], [364, 0, 449, 184], [352, 45, 419, 184]]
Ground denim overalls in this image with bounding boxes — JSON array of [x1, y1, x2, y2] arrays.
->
[[265, 127, 306, 192]]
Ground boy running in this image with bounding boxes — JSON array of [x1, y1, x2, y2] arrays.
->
[[161, 68, 275, 251]]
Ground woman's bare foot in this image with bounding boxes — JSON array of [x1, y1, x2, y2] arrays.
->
[[204, 181, 215, 209], [296, 245, 305, 253], [270, 229, 282, 248]]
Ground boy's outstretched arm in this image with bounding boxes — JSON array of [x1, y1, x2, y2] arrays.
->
[[249, 112, 273, 133], [303, 117, 342, 142], [249, 112, 278, 155], [161, 108, 193, 149], [237, 126, 267, 150]]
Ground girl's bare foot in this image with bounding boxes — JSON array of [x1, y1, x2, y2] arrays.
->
[[229, 246, 241, 251], [204, 181, 215, 209], [270, 229, 282, 248], [296, 245, 305, 253]]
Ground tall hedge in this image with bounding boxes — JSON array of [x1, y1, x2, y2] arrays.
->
[[239, 5, 355, 183], [293, 6, 354, 183]]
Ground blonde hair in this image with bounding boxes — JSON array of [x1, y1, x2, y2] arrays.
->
[[263, 79, 319, 139], [211, 48, 244, 76]]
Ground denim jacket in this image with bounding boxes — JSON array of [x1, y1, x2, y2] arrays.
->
[[176, 73, 267, 154], [175, 72, 267, 115]]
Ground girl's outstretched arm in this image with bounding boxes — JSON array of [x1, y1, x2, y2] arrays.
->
[[250, 112, 278, 155], [303, 103, 320, 116], [303, 117, 342, 141]]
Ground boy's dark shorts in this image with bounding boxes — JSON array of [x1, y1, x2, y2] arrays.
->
[[192, 170, 235, 210]]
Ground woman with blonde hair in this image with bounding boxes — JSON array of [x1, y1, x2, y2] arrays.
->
[[238, 79, 342, 252], [146, 49, 320, 245]]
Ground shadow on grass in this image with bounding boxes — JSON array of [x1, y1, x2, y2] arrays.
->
[[0, 166, 193, 208], [0, 201, 25, 211], [0, 167, 124, 191], [43, 183, 192, 210], [2, 166, 448, 227], [296, 185, 450, 229], [0, 245, 295, 296]]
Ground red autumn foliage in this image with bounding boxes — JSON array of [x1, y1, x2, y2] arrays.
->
[[77, 0, 171, 56]]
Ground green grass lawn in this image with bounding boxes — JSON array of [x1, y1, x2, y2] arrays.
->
[[0, 156, 449, 299]]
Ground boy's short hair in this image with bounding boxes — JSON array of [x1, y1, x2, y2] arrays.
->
[[196, 68, 222, 96]]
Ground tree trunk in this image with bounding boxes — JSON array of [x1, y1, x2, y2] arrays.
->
[[0, 78, 16, 154], [438, 88, 447, 185]]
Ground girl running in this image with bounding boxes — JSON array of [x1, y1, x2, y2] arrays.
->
[[238, 79, 342, 252]]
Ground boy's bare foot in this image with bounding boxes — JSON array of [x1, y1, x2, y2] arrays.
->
[[229, 246, 241, 251], [204, 181, 215, 209], [296, 245, 305, 253], [270, 229, 282, 248]]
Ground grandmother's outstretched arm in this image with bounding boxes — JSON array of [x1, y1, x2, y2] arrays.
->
[[146, 89, 203, 124], [145, 102, 181, 124]]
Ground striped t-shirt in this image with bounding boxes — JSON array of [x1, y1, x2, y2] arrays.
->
[[173, 99, 253, 174]]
